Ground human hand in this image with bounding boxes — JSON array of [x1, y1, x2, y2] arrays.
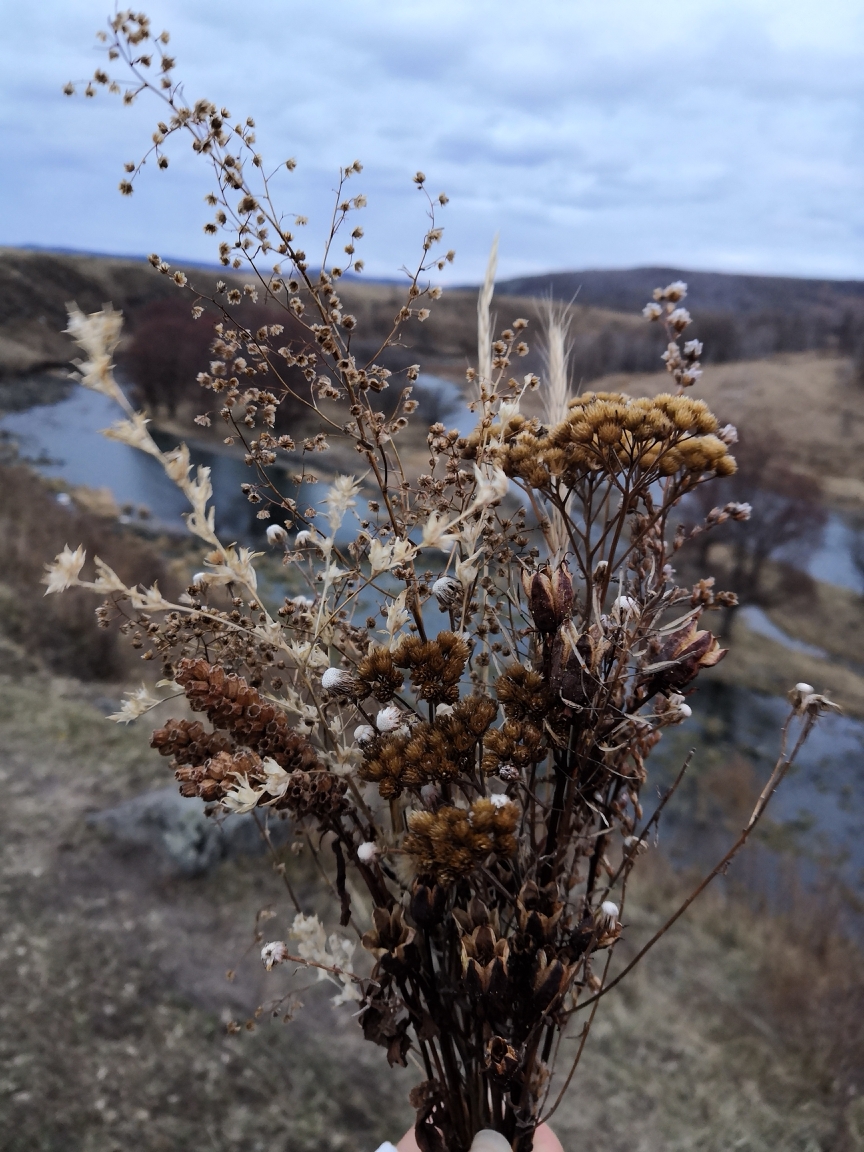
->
[[395, 1123, 563, 1152]]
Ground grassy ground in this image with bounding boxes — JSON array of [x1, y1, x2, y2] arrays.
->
[[1, 672, 862, 1152]]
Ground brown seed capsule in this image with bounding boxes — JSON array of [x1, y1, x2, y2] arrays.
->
[[410, 876, 448, 927], [523, 569, 557, 633], [522, 562, 573, 632], [484, 1036, 520, 1085]]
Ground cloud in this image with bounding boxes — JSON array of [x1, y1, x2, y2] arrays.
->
[[1, 0, 862, 281]]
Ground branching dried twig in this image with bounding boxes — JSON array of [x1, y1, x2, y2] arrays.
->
[[50, 17, 835, 1151]]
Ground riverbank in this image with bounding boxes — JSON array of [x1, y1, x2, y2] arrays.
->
[[705, 570, 864, 717]]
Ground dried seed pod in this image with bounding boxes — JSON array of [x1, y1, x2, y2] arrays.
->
[[410, 876, 448, 927], [321, 667, 358, 697], [355, 646, 404, 702], [173, 658, 322, 772], [150, 717, 232, 766], [393, 631, 470, 705], [432, 575, 462, 607], [484, 1037, 520, 1086], [522, 569, 557, 633], [403, 799, 519, 884]]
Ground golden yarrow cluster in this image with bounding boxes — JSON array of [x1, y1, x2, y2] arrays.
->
[[470, 391, 736, 492]]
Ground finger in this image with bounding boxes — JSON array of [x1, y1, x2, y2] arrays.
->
[[533, 1124, 564, 1152], [396, 1123, 562, 1152]]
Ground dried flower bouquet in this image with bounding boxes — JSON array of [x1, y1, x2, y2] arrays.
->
[[52, 13, 837, 1150]]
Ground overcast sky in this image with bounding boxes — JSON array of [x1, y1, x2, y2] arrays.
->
[[3, 0, 863, 283]]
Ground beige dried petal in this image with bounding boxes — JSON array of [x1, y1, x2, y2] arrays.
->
[[43, 544, 86, 594]]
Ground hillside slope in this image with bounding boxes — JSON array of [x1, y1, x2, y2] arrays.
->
[[497, 265, 864, 318], [0, 248, 642, 385], [497, 266, 864, 367]]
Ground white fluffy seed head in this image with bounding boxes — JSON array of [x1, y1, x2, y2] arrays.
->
[[354, 724, 375, 745], [321, 667, 356, 696], [266, 523, 289, 546], [623, 835, 648, 855], [261, 941, 289, 970], [489, 793, 509, 809], [357, 841, 379, 863], [614, 594, 639, 618], [376, 705, 403, 732], [432, 576, 462, 607], [599, 901, 619, 928], [795, 682, 815, 695]]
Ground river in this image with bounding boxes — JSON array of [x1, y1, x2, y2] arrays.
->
[[0, 373, 473, 544]]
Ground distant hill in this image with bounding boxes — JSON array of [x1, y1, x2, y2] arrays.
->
[[496, 266, 864, 317], [496, 266, 864, 370], [0, 248, 178, 379], [0, 247, 643, 390]]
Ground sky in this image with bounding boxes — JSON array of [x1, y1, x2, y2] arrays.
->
[[2, 0, 864, 283]]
